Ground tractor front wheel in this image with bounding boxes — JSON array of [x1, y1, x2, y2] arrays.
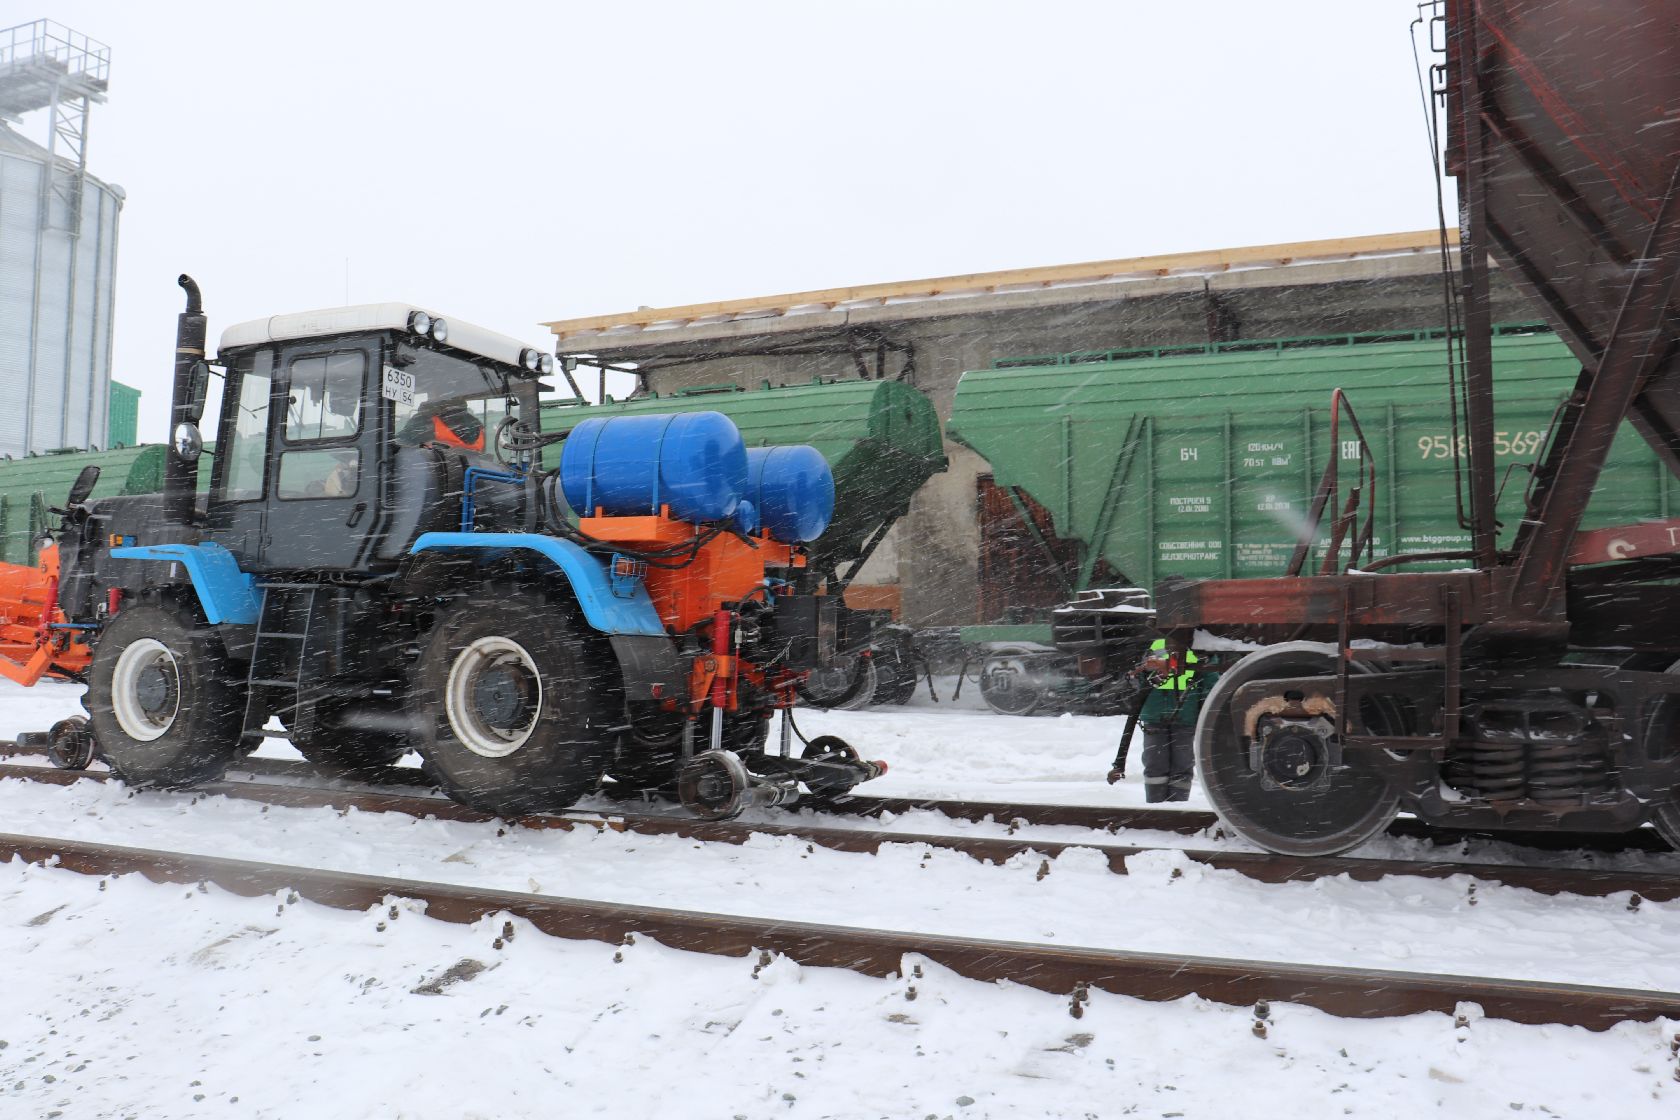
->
[[85, 602, 247, 788], [414, 590, 616, 816]]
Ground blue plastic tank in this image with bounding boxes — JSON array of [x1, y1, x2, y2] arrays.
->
[[560, 412, 747, 523], [746, 445, 835, 543]]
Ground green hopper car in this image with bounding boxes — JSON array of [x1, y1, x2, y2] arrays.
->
[[107, 381, 141, 448], [0, 445, 169, 566], [946, 324, 1667, 714], [541, 378, 947, 706]]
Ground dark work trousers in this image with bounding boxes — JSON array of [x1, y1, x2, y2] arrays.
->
[[1141, 724, 1193, 803]]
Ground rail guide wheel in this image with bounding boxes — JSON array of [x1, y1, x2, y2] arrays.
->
[[678, 749, 752, 820], [47, 716, 97, 771], [1194, 641, 1402, 857]]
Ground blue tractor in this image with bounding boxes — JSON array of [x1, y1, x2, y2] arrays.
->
[[41, 277, 883, 819]]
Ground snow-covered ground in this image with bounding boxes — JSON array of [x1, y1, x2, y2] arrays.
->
[[3, 678, 1678, 1118]]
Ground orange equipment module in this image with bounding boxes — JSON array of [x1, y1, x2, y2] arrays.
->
[[0, 543, 92, 685], [578, 508, 805, 634]]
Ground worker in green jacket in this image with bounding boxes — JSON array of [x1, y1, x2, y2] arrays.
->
[[1137, 638, 1217, 803]]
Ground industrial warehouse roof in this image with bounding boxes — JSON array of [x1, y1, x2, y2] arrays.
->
[[546, 229, 1462, 349]]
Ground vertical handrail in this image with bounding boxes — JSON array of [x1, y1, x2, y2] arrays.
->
[[1284, 389, 1377, 577]]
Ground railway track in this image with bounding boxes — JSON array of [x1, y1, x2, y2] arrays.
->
[[4, 759, 1678, 905], [5, 737, 1669, 853], [3, 828, 1676, 1030]]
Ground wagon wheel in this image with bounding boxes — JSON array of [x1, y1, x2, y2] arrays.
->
[[1194, 641, 1403, 857], [977, 653, 1044, 716]]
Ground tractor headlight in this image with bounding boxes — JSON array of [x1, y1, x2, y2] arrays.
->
[[520, 348, 539, 372], [538, 353, 555, 374], [408, 310, 432, 337], [430, 318, 449, 343]]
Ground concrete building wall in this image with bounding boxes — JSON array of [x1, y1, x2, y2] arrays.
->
[[558, 253, 1539, 627]]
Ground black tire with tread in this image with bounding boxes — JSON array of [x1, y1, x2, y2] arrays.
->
[[412, 588, 618, 816], [799, 657, 877, 711], [84, 601, 247, 788], [870, 638, 920, 706]]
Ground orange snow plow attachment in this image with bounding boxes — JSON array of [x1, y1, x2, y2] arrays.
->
[[0, 544, 92, 685]]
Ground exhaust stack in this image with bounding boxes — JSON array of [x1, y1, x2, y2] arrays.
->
[[164, 274, 207, 528]]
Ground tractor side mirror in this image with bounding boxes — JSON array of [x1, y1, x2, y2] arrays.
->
[[174, 422, 204, 462], [185, 359, 212, 425], [66, 464, 101, 508]]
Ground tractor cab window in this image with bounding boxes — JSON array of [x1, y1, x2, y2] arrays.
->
[[286, 352, 365, 441], [389, 346, 514, 455], [220, 349, 274, 501]]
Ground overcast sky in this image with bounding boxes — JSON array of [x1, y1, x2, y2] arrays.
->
[[17, 0, 1450, 439]]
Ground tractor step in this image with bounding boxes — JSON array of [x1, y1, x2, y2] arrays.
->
[[243, 583, 344, 734]]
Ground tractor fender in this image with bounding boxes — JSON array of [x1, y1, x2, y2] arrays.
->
[[107, 542, 261, 625], [409, 532, 667, 637]]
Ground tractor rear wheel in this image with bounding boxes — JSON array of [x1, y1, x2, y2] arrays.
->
[[1194, 641, 1402, 857], [413, 590, 616, 816], [85, 601, 247, 788]]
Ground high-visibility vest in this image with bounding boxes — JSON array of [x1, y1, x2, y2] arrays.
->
[[1150, 638, 1199, 691]]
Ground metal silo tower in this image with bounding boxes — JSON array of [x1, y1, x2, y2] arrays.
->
[[0, 20, 122, 457]]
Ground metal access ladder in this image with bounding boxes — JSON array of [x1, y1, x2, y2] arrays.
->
[[243, 582, 336, 738]]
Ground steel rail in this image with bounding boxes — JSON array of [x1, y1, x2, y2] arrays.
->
[[4, 762, 1676, 904], [3, 740, 1667, 853], [182, 752, 1680, 853], [1, 829, 1674, 1030]]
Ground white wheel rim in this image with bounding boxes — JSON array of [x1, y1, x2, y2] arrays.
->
[[444, 635, 543, 758], [111, 638, 181, 742]]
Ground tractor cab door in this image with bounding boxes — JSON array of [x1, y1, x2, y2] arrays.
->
[[261, 341, 382, 571], [205, 347, 276, 567], [206, 340, 384, 573]]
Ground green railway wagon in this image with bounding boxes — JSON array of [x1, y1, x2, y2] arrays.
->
[[0, 445, 169, 566], [946, 324, 1664, 712], [107, 381, 141, 448], [540, 378, 948, 705]]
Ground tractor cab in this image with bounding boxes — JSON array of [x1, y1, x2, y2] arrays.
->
[[204, 304, 550, 573]]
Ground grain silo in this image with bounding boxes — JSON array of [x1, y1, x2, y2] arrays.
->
[[0, 20, 121, 457]]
